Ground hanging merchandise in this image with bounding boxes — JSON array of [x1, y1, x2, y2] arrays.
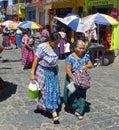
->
[[111, 25, 119, 50], [106, 26, 112, 46]]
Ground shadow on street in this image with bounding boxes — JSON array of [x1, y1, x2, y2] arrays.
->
[[0, 81, 17, 101], [1, 59, 21, 63]]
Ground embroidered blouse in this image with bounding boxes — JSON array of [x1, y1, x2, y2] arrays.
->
[[65, 53, 90, 72], [35, 43, 59, 67]]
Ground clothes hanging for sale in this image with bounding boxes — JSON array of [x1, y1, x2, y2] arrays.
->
[[111, 25, 119, 50]]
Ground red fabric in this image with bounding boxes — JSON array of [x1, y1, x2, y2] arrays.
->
[[10, 36, 16, 44]]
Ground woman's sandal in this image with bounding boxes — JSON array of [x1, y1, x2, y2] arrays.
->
[[52, 112, 60, 124], [53, 116, 60, 124], [74, 112, 83, 120]]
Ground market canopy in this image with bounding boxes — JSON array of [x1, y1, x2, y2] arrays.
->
[[17, 21, 43, 29], [81, 13, 119, 26], [8, 21, 21, 30]]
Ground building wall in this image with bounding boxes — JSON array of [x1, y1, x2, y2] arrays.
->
[[85, 0, 119, 20], [36, 5, 45, 25], [26, 6, 36, 21]]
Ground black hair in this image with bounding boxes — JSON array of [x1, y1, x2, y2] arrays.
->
[[5, 27, 8, 31], [50, 32, 61, 42]]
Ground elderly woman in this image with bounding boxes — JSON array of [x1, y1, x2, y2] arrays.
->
[[64, 40, 93, 120]]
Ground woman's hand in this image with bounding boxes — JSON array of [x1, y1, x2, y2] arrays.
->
[[81, 65, 88, 71]]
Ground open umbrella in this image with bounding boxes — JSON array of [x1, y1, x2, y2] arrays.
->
[[81, 13, 119, 42], [81, 13, 119, 25], [54, 13, 84, 32], [1, 20, 13, 26], [8, 21, 21, 30], [17, 21, 42, 29]]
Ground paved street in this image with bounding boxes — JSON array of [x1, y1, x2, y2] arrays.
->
[[0, 43, 119, 130]]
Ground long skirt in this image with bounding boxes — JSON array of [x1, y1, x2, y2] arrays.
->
[[15, 34, 22, 47], [59, 39, 65, 54], [63, 74, 86, 115], [35, 66, 61, 111], [2, 35, 10, 47], [21, 44, 34, 66]]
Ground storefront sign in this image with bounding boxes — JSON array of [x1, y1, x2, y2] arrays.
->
[[88, 0, 113, 6], [28, 1, 43, 7]]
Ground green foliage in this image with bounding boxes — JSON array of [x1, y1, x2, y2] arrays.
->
[[0, 18, 4, 22], [0, 8, 5, 14], [0, 8, 5, 22]]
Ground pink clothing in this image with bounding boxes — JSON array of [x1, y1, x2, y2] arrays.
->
[[21, 34, 34, 66]]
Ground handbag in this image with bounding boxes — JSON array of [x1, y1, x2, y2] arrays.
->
[[67, 81, 76, 94], [73, 69, 91, 89]]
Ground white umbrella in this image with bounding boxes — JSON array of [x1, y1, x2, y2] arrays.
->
[[1, 20, 13, 26], [54, 13, 84, 32]]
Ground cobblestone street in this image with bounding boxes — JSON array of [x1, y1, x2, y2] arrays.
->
[[0, 45, 119, 130]]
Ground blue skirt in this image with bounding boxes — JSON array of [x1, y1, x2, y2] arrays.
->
[[43, 67, 61, 110], [15, 34, 22, 47]]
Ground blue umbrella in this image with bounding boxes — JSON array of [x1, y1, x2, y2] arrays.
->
[[17, 21, 42, 29], [54, 13, 83, 32]]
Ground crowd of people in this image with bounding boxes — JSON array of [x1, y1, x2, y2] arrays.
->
[[0, 24, 93, 124], [1, 24, 72, 68]]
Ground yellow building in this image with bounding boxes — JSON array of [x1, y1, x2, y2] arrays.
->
[[52, 0, 85, 15], [85, 0, 119, 21]]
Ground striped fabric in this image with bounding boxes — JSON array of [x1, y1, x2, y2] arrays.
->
[[35, 43, 61, 111]]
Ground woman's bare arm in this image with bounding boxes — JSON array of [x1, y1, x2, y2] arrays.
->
[[30, 56, 39, 81], [66, 64, 75, 82]]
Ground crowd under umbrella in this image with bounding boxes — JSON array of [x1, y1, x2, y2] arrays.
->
[[54, 13, 119, 40]]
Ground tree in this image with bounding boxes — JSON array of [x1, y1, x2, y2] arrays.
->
[[0, 8, 5, 15]]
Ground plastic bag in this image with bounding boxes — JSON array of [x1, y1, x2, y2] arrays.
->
[[28, 80, 40, 99], [67, 81, 76, 94]]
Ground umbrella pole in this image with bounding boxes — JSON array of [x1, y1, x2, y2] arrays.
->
[[97, 24, 99, 43]]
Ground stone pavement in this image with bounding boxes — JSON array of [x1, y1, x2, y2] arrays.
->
[[0, 47, 119, 130]]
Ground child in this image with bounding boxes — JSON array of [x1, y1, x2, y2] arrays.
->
[[10, 34, 16, 49], [64, 40, 71, 58]]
